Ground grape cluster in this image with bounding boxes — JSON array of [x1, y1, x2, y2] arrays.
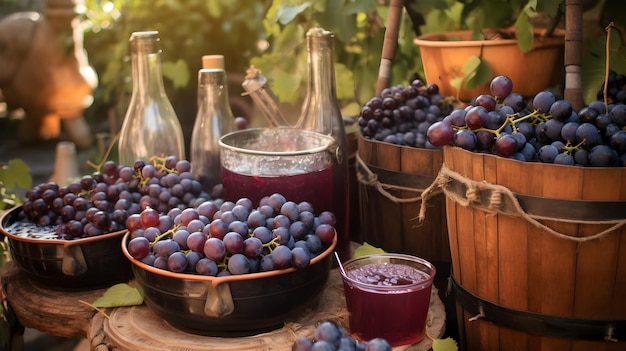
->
[[426, 75, 626, 167], [126, 193, 337, 276], [597, 70, 626, 104], [357, 80, 454, 148], [292, 320, 391, 351], [19, 156, 217, 239]]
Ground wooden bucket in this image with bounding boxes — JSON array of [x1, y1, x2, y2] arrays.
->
[[356, 132, 451, 270], [429, 146, 626, 350]]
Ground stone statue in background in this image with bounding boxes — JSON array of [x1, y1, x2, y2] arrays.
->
[[0, 0, 97, 149]]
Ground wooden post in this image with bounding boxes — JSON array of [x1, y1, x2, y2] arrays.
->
[[564, 0, 584, 110], [376, 0, 405, 96]]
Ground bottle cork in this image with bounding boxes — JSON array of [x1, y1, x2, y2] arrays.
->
[[202, 55, 225, 69]]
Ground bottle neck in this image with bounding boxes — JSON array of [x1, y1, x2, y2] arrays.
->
[[198, 69, 230, 109], [299, 30, 340, 135], [130, 36, 167, 99]]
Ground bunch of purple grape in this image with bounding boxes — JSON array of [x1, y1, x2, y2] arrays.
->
[[597, 70, 626, 104], [292, 320, 391, 351], [19, 155, 216, 239], [357, 80, 454, 148], [126, 193, 337, 276], [426, 75, 626, 166]]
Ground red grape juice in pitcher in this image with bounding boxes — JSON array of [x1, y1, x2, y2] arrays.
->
[[219, 128, 340, 216], [221, 164, 334, 210], [340, 254, 436, 346]]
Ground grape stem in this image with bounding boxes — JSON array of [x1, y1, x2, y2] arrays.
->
[[465, 110, 548, 138], [150, 224, 182, 246]]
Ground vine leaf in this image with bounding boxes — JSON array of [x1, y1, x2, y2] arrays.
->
[[92, 283, 143, 308], [515, 11, 534, 53], [162, 59, 190, 90], [432, 337, 459, 351], [276, 2, 311, 25], [354, 242, 386, 257]]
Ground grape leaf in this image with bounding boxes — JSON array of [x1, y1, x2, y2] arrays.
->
[[514, 12, 534, 53], [276, 2, 311, 25], [460, 55, 492, 91], [92, 283, 143, 308], [354, 242, 386, 257], [162, 59, 190, 90], [0, 159, 32, 191], [432, 337, 459, 351]]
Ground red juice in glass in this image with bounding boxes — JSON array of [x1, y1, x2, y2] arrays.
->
[[340, 254, 435, 346]]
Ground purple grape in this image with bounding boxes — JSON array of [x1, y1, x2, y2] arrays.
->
[[427, 121, 454, 146], [223, 231, 244, 254], [186, 232, 207, 252], [242, 237, 263, 258], [196, 258, 218, 276], [494, 134, 519, 157], [589, 144, 619, 166], [167, 252, 188, 273], [533, 90, 556, 113], [453, 129, 478, 151], [315, 223, 335, 245], [271, 245, 293, 269], [489, 75, 513, 99], [128, 236, 151, 259], [291, 247, 311, 268], [227, 253, 250, 275], [203, 237, 226, 261], [538, 144, 559, 163]]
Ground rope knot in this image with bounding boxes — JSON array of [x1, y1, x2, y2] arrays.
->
[[465, 185, 479, 203]]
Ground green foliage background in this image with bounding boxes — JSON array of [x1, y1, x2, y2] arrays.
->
[[78, 0, 625, 130]]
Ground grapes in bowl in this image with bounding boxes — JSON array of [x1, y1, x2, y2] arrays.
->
[[121, 194, 338, 336], [0, 205, 132, 290]]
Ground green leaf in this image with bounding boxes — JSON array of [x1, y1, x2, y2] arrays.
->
[[464, 57, 492, 90], [354, 242, 386, 257], [432, 337, 459, 351], [450, 77, 463, 95], [0, 159, 31, 191], [162, 59, 190, 90], [335, 62, 355, 101], [92, 283, 143, 308], [276, 2, 311, 25], [344, 0, 378, 14], [515, 12, 534, 53], [272, 68, 303, 104]]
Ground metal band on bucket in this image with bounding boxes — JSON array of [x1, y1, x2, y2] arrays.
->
[[450, 274, 626, 342]]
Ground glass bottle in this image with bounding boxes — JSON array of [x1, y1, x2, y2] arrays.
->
[[296, 27, 351, 261], [190, 55, 235, 190], [118, 31, 185, 166]]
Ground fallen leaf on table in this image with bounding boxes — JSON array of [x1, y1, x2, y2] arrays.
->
[[92, 283, 143, 308]]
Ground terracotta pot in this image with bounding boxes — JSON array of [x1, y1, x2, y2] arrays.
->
[[414, 29, 564, 102]]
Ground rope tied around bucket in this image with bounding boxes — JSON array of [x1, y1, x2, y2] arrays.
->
[[356, 154, 441, 204], [419, 163, 626, 243]]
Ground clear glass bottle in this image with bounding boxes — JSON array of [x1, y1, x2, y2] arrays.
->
[[296, 27, 351, 261], [118, 31, 185, 166], [190, 55, 235, 190]]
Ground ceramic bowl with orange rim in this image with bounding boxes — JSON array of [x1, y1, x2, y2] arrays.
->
[[121, 230, 337, 336], [0, 205, 132, 290]]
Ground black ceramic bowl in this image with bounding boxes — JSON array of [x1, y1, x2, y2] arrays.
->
[[0, 206, 132, 290], [121, 231, 336, 336]]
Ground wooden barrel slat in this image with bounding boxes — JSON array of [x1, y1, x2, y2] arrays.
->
[[357, 134, 450, 269]]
